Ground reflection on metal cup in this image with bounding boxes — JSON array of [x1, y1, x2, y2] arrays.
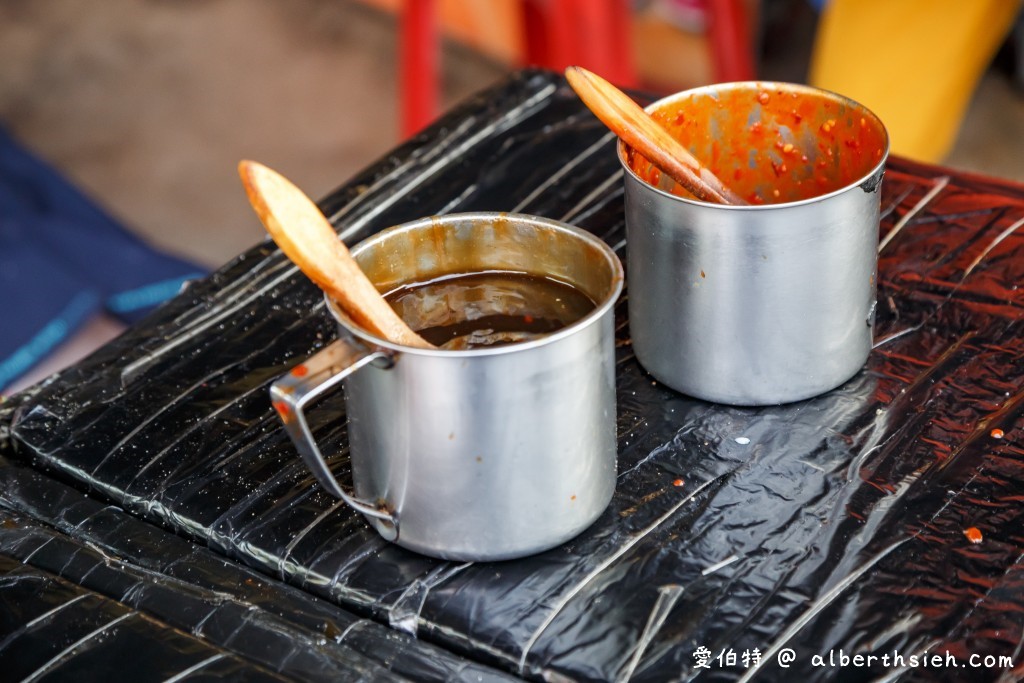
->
[[620, 82, 889, 405], [271, 213, 623, 561]]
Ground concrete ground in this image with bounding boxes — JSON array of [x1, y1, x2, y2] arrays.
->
[[2, 0, 1022, 391], [0, 0, 505, 268]]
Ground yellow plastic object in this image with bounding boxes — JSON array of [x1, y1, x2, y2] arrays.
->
[[810, 0, 1022, 162]]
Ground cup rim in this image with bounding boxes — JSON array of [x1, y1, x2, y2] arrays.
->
[[616, 80, 890, 210], [325, 211, 624, 356]]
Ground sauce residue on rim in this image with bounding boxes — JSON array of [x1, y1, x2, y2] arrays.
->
[[626, 85, 888, 205]]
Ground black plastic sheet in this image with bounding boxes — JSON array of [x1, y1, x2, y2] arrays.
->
[[0, 455, 517, 681], [3, 70, 1024, 681]]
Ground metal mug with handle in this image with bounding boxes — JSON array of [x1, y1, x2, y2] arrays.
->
[[271, 213, 624, 561]]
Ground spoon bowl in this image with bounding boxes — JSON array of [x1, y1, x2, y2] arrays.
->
[[238, 160, 433, 349], [565, 66, 746, 205]]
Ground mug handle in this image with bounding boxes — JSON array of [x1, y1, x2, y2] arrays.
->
[[270, 338, 399, 540]]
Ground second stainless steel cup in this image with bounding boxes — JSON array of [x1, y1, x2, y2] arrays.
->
[[620, 81, 889, 405]]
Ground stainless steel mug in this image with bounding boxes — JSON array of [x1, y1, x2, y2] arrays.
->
[[271, 213, 624, 561], [620, 82, 889, 405]]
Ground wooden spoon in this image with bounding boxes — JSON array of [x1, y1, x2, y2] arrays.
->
[[239, 160, 433, 349], [565, 66, 746, 205]]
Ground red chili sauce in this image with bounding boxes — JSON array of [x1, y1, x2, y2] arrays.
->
[[626, 84, 888, 205]]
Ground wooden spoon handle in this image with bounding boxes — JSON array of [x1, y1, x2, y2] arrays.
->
[[239, 160, 433, 349], [565, 66, 746, 206]]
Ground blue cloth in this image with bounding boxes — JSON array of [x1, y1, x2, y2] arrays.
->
[[0, 127, 206, 390]]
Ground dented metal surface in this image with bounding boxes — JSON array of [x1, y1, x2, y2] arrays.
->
[[1, 70, 1024, 681]]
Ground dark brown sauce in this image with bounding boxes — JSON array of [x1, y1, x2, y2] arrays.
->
[[384, 271, 596, 349]]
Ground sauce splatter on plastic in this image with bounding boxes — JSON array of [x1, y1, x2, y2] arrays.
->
[[963, 527, 983, 544]]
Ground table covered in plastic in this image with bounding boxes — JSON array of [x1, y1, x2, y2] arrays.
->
[[2, 70, 1024, 682]]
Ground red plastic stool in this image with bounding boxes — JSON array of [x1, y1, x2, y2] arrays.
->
[[400, 0, 638, 137], [520, 0, 637, 88], [399, 0, 755, 137], [706, 0, 755, 82], [400, 0, 440, 137]]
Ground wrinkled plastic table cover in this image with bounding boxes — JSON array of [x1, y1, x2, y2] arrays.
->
[[3, 71, 1024, 682], [0, 456, 517, 682]]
